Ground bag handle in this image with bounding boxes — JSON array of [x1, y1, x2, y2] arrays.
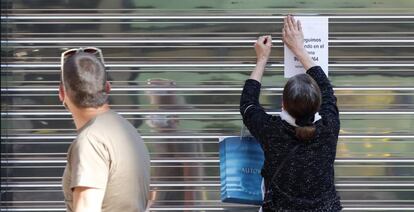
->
[[267, 144, 300, 190], [262, 145, 300, 209], [240, 125, 248, 139], [240, 104, 254, 139]]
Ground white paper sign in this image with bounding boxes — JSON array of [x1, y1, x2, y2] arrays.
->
[[284, 17, 329, 78]]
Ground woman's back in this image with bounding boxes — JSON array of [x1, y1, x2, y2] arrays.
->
[[240, 66, 342, 211], [239, 15, 342, 211], [261, 117, 339, 210]]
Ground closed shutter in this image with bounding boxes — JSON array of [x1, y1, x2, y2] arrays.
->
[[1, 0, 413, 211]]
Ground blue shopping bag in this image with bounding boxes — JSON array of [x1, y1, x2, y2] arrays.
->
[[219, 127, 264, 205]]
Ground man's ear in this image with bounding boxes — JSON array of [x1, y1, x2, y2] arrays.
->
[[59, 84, 65, 102], [105, 81, 111, 93]]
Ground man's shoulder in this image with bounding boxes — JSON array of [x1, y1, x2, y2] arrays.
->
[[89, 111, 142, 141], [73, 129, 104, 151], [87, 111, 129, 132]]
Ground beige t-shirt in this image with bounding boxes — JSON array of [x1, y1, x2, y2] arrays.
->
[[62, 110, 150, 212]]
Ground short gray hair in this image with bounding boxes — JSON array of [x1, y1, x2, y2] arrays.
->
[[62, 52, 108, 108]]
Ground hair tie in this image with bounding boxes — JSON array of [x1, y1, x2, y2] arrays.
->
[[295, 115, 315, 127]]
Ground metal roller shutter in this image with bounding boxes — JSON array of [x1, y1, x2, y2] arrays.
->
[[1, 0, 413, 211]]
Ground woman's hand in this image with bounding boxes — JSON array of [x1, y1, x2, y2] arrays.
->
[[282, 15, 316, 70], [255, 35, 272, 63], [282, 15, 305, 54], [250, 35, 272, 82]]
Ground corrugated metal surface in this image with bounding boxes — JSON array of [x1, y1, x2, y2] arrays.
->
[[1, 0, 414, 211]]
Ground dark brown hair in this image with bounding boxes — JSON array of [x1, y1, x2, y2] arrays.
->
[[62, 52, 108, 108], [283, 74, 321, 141]]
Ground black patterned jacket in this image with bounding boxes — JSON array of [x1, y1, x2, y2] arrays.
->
[[240, 66, 342, 211]]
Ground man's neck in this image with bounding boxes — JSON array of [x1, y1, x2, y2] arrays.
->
[[71, 104, 111, 131]]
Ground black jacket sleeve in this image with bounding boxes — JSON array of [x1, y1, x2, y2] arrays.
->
[[306, 66, 340, 135], [239, 79, 273, 143]]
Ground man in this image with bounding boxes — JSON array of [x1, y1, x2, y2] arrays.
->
[[59, 47, 150, 212]]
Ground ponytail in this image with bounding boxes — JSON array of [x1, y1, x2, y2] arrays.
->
[[282, 73, 322, 141], [295, 115, 316, 141], [295, 125, 316, 141]]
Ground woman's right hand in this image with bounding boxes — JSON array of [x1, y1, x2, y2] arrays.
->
[[282, 15, 305, 54]]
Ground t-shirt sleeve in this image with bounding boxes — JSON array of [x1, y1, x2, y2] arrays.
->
[[69, 135, 110, 190]]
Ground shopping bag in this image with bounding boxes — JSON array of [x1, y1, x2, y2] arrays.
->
[[219, 127, 264, 205]]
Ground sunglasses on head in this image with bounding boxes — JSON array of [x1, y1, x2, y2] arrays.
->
[[60, 47, 106, 84]]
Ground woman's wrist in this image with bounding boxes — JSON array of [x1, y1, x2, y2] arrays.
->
[[291, 45, 306, 57], [250, 58, 268, 82], [256, 58, 268, 67], [255, 59, 267, 73], [293, 47, 316, 70]]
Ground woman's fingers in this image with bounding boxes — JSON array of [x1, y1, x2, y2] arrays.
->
[[265, 35, 272, 47], [256, 35, 271, 49], [286, 15, 302, 32], [256, 36, 265, 49], [288, 15, 295, 30], [258, 35, 272, 46], [255, 36, 262, 45], [286, 15, 293, 31], [284, 16, 290, 31], [257, 36, 265, 46], [263, 35, 272, 47], [284, 17, 291, 34], [254, 35, 271, 62]]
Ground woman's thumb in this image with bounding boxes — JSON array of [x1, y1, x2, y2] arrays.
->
[[265, 36, 272, 46]]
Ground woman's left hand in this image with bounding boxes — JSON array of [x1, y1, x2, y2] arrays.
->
[[255, 35, 272, 63], [249, 35, 272, 82]]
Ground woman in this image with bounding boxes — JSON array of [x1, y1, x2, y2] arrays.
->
[[240, 15, 342, 211]]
